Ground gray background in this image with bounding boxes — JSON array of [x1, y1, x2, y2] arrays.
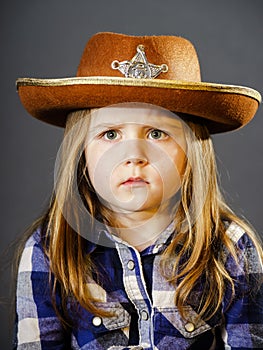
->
[[1, 0, 262, 348]]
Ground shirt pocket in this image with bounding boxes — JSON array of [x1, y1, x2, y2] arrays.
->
[[79, 302, 131, 334], [153, 305, 220, 339]]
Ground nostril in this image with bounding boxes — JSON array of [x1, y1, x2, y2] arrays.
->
[[125, 157, 148, 166], [138, 159, 146, 164]]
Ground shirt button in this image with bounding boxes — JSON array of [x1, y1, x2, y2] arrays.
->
[[155, 243, 163, 249], [127, 260, 135, 270], [92, 316, 102, 327], [185, 322, 195, 332], [152, 243, 164, 253], [141, 310, 149, 321]]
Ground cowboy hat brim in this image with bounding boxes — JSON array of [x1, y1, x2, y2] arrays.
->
[[16, 76, 261, 134]]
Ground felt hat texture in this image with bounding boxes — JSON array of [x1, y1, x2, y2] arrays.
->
[[16, 32, 261, 133]]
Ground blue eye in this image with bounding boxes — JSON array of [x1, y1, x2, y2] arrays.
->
[[104, 130, 118, 140], [148, 129, 165, 140]]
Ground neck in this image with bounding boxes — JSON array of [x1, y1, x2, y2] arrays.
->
[[109, 208, 173, 251]]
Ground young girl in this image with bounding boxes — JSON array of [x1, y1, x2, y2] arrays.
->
[[15, 32, 263, 349]]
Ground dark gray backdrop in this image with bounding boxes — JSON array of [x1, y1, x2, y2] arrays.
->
[[1, 1, 262, 348]]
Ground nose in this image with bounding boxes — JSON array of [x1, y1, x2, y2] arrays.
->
[[124, 156, 148, 166], [121, 138, 149, 167]]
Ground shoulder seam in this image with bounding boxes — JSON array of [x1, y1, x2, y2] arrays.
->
[[225, 221, 245, 244]]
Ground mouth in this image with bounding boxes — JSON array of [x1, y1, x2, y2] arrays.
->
[[121, 177, 149, 186]]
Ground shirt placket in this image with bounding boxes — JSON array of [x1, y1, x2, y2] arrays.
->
[[116, 243, 155, 350]]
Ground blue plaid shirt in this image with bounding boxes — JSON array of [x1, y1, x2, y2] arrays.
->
[[15, 222, 263, 349]]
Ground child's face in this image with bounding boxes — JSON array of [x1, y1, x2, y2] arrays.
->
[[85, 104, 186, 216]]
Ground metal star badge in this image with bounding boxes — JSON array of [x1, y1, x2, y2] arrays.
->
[[111, 45, 168, 79]]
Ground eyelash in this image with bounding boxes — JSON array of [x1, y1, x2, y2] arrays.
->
[[148, 129, 167, 140], [102, 130, 119, 140], [100, 129, 168, 141]]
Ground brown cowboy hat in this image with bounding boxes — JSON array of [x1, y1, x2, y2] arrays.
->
[[16, 32, 261, 133]]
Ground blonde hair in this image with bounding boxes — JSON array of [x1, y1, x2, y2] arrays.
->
[[35, 109, 262, 325], [161, 118, 263, 320]]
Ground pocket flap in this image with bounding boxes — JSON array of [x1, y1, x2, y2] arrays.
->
[[88, 302, 131, 334], [154, 306, 218, 339]]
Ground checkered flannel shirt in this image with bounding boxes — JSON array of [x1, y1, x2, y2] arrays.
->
[[14, 221, 263, 349]]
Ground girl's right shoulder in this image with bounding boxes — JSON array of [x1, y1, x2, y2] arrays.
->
[[24, 225, 44, 247], [19, 225, 50, 274]]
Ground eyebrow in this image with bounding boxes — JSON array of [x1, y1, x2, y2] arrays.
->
[[89, 120, 183, 133], [88, 123, 125, 135]]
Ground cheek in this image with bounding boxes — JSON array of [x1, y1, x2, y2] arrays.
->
[[85, 148, 93, 182], [85, 142, 120, 195], [172, 146, 186, 178], [85, 144, 104, 185], [155, 144, 186, 197], [165, 134, 187, 176]]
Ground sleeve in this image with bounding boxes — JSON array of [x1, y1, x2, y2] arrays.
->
[[221, 223, 263, 349], [14, 230, 70, 349]]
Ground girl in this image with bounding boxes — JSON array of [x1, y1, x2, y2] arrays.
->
[[15, 32, 263, 349]]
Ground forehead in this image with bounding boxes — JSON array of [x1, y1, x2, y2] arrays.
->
[[89, 104, 183, 129]]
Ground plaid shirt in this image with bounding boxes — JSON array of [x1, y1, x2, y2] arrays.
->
[[15, 221, 263, 349]]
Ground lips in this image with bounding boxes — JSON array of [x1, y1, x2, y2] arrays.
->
[[121, 177, 149, 186]]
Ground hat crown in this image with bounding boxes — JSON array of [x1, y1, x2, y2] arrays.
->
[[17, 31, 260, 133], [77, 32, 201, 82]]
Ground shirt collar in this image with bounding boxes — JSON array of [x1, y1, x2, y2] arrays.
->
[[87, 221, 175, 256], [140, 221, 175, 256]]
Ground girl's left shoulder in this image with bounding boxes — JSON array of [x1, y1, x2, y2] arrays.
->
[[225, 221, 256, 248], [224, 220, 263, 274]]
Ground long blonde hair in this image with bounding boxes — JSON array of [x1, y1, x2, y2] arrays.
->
[[33, 108, 263, 325], [162, 117, 263, 320]]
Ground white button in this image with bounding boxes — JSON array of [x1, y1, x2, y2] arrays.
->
[[127, 260, 135, 270], [141, 310, 149, 321], [185, 322, 195, 332], [92, 316, 102, 326], [156, 243, 163, 249]]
